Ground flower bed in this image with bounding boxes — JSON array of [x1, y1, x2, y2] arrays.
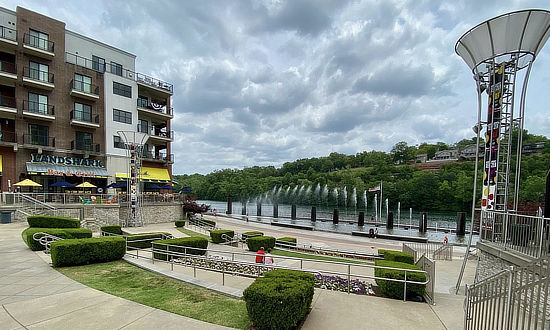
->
[[314, 273, 375, 295]]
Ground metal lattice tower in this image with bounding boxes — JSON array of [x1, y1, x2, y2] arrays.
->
[[454, 9, 550, 292]]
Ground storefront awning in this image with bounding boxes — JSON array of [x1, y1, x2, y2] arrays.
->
[[116, 167, 171, 183], [26, 162, 109, 178]]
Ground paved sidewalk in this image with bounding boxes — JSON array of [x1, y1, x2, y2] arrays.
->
[[0, 222, 230, 330]]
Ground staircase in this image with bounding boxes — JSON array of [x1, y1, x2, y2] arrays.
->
[[13, 193, 61, 219]]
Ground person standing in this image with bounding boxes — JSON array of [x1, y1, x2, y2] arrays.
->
[[246, 213, 249, 222], [255, 247, 265, 263]]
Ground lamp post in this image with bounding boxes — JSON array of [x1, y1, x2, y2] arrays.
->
[[118, 131, 149, 227]]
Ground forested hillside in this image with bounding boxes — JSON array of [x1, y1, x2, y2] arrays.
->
[[174, 132, 549, 212]]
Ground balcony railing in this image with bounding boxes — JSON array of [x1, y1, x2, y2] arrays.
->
[[71, 140, 100, 152], [136, 72, 173, 93], [23, 33, 54, 53], [23, 67, 54, 84], [22, 134, 55, 147], [70, 110, 99, 124], [0, 60, 16, 74], [0, 25, 16, 42], [23, 100, 55, 116], [70, 79, 100, 96], [136, 99, 173, 116], [143, 152, 174, 162], [0, 131, 17, 143], [0, 95, 16, 108], [149, 129, 174, 140]]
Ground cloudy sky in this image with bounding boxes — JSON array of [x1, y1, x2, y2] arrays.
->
[[6, 0, 550, 174]]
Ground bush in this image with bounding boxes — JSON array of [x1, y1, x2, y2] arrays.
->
[[175, 220, 185, 227], [201, 219, 216, 227], [50, 237, 126, 267], [374, 259, 426, 300], [277, 237, 297, 247], [152, 237, 208, 261], [126, 232, 171, 249], [246, 236, 276, 252], [100, 225, 122, 235], [242, 231, 263, 240], [27, 215, 80, 228], [378, 249, 414, 264], [263, 269, 315, 285], [244, 276, 314, 330], [210, 229, 234, 243], [22, 227, 93, 251]]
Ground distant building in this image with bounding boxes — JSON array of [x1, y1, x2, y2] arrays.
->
[[432, 149, 458, 161], [415, 154, 427, 163], [459, 144, 481, 160], [522, 142, 545, 154]]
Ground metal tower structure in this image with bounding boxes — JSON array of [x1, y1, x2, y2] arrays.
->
[[454, 9, 550, 292], [118, 131, 149, 227]]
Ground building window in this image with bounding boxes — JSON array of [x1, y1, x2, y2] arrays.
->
[[113, 82, 131, 98], [75, 131, 93, 151], [92, 55, 105, 73], [113, 109, 132, 124], [137, 96, 148, 108], [74, 102, 92, 122], [113, 135, 125, 149], [29, 29, 49, 50], [28, 92, 48, 114], [74, 73, 92, 93], [29, 61, 49, 82], [138, 119, 148, 133], [110, 61, 122, 76], [28, 124, 48, 146]]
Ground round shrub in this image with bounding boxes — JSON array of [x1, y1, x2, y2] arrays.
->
[[22, 227, 93, 251], [50, 236, 126, 267], [263, 269, 315, 286], [210, 229, 234, 244], [277, 237, 297, 247], [378, 249, 414, 264], [27, 215, 80, 228], [246, 236, 276, 252], [374, 259, 426, 300], [152, 237, 208, 261], [243, 277, 314, 330], [242, 231, 263, 240], [175, 220, 185, 227], [100, 225, 122, 235]]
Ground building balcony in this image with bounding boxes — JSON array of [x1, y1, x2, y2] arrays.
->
[[136, 73, 173, 95], [143, 152, 174, 164], [0, 26, 17, 50], [22, 33, 54, 59], [140, 127, 174, 143], [70, 79, 100, 101], [71, 140, 100, 153], [0, 60, 17, 84], [22, 67, 55, 90], [70, 110, 100, 128], [0, 95, 17, 119], [0, 131, 17, 145], [22, 134, 55, 148], [137, 99, 173, 119], [22, 100, 55, 121]]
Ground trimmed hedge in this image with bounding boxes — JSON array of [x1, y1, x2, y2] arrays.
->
[[27, 215, 80, 228], [201, 219, 216, 227], [175, 220, 185, 227], [100, 225, 122, 235], [378, 249, 414, 264], [210, 229, 234, 244], [277, 237, 297, 247], [246, 236, 276, 252], [152, 237, 208, 261], [374, 259, 426, 300], [22, 227, 93, 251], [244, 275, 314, 330], [242, 231, 263, 240], [126, 232, 171, 249], [50, 237, 126, 267], [263, 269, 315, 285]]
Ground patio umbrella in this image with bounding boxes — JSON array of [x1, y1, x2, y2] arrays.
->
[[14, 179, 42, 187], [105, 182, 117, 189], [160, 185, 174, 190], [76, 182, 97, 188], [50, 181, 75, 188], [181, 186, 192, 192], [148, 184, 162, 189]]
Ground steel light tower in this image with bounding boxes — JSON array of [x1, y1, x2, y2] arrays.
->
[[454, 10, 550, 291], [118, 131, 149, 227]]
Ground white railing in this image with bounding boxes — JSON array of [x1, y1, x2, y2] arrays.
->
[[32, 232, 63, 254], [2, 192, 185, 205], [403, 242, 453, 262], [479, 210, 550, 259]]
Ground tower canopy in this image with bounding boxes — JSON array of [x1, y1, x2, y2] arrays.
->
[[456, 9, 550, 72]]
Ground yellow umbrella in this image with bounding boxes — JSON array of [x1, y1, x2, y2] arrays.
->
[[76, 182, 97, 188], [14, 179, 42, 187]]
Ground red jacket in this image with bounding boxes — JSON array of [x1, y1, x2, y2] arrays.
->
[[255, 250, 265, 263]]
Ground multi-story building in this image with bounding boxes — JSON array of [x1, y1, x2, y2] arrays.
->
[[0, 6, 173, 192]]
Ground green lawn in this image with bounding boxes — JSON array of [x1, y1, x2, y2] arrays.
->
[[177, 227, 211, 241], [57, 260, 250, 329], [272, 249, 365, 264]]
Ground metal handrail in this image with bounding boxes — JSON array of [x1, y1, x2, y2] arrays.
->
[[22, 67, 54, 83], [23, 33, 54, 52], [32, 232, 63, 254], [22, 100, 55, 116], [0, 95, 16, 108], [0, 25, 16, 41], [70, 79, 100, 96], [70, 110, 100, 124], [0, 60, 16, 74]]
